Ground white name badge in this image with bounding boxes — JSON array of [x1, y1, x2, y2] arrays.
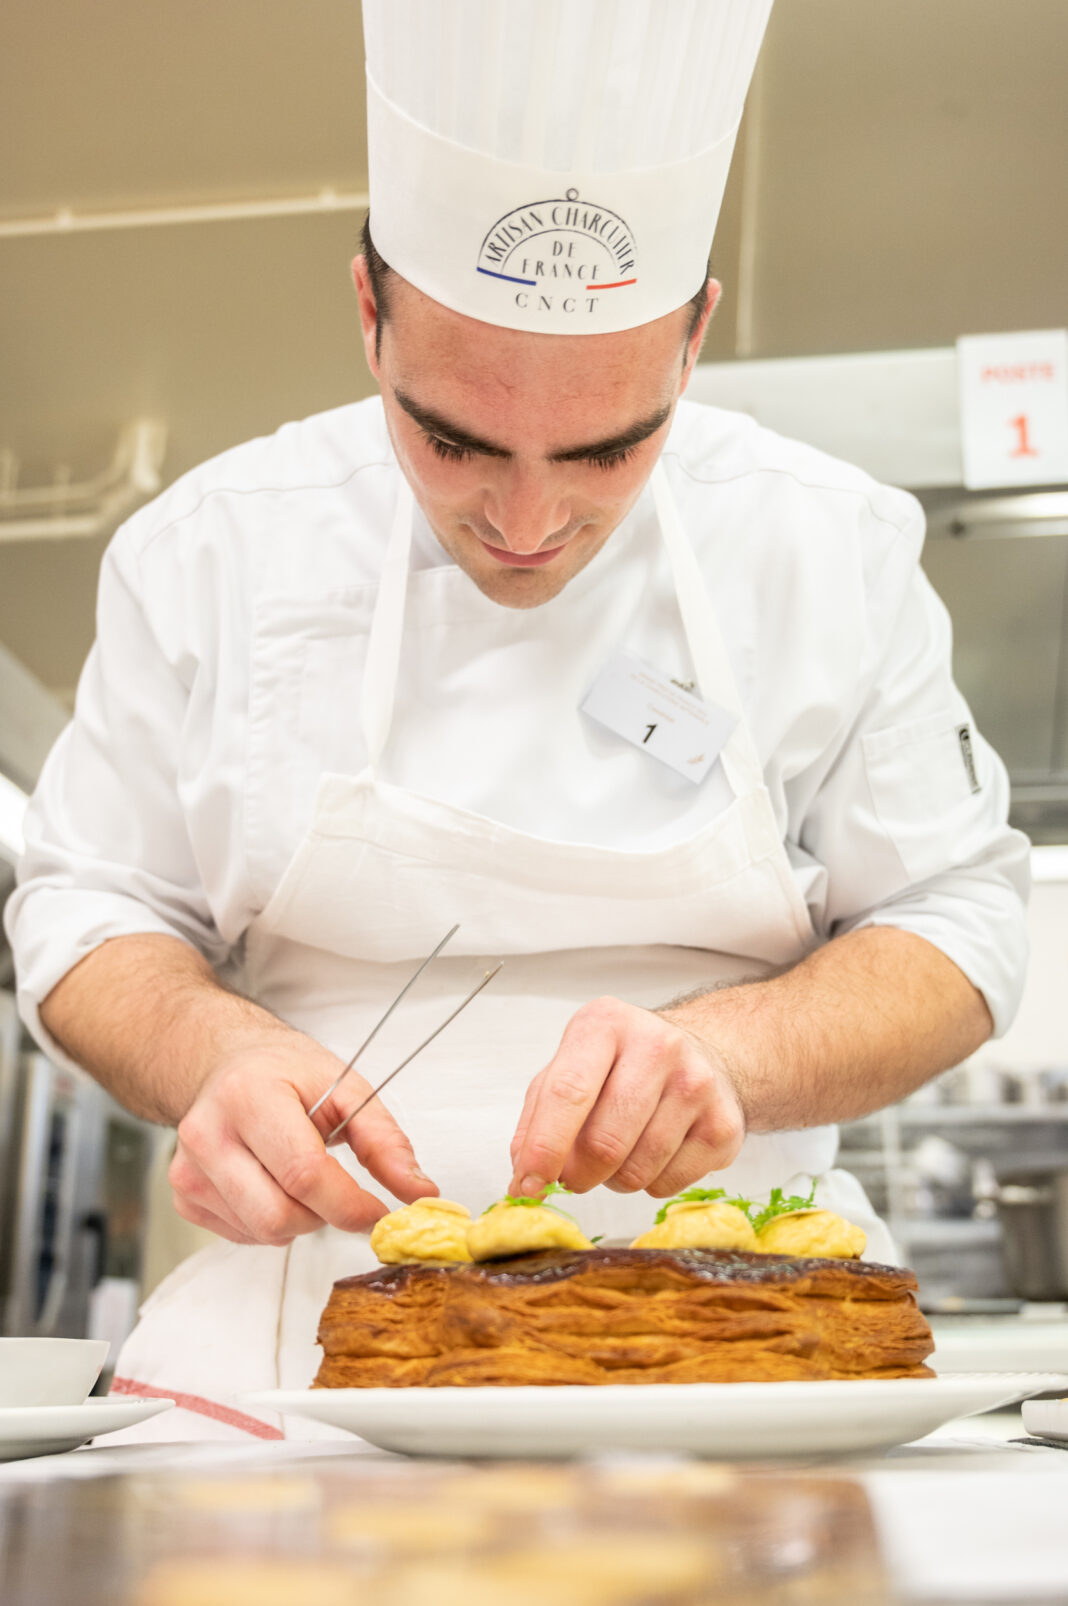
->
[[581, 651, 737, 785]]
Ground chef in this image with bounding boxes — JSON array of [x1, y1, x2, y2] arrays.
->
[[6, 0, 1028, 1439]]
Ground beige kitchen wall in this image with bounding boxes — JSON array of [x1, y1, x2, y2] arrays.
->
[[2, 0, 1067, 696]]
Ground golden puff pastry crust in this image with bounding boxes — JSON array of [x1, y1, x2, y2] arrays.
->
[[756, 1209, 866, 1260], [630, 1199, 759, 1252], [314, 1247, 934, 1387], [466, 1201, 592, 1261], [368, 1198, 473, 1265]]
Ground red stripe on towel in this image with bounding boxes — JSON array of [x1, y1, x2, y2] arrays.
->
[[110, 1375, 285, 1440]]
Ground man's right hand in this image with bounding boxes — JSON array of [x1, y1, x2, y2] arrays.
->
[[38, 934, 436, 1246], [170, 1029, 436, 1245]]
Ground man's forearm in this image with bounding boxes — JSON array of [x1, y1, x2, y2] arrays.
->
[[661, 927, 993, 1132], [39, 933, 295, 1125]]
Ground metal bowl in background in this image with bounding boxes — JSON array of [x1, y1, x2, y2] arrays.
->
[[995, 1164, 1068, 1301]]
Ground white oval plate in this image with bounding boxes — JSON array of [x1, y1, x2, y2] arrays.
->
[[0, 1398, 174, 1463], [244, 1374, 1067, 1460]]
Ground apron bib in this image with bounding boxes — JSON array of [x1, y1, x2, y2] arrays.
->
[[112, 462, 894, 1441]]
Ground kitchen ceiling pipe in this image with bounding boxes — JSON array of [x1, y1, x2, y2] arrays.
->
[[0, 420, 167, 543], [0, 188, 369, 241]]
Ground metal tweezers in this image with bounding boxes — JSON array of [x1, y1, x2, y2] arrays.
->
[[307, 924, 502, 1143]]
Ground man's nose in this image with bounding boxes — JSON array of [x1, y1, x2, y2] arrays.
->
[[483, 468, 571, 554]]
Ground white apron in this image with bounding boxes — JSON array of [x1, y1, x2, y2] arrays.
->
[[111, 463, 894, 1441]]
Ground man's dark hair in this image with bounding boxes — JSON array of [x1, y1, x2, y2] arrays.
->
[[360, 216, 711, 359]]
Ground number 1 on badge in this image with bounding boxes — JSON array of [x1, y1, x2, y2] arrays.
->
[[580, 649, 737, 786]]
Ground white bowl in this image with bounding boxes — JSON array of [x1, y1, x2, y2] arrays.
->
[[0, 1338, 110, 1408], [1022, 1396, 1068, 1442]]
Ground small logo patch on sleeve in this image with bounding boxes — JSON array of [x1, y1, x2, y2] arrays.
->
[[957, 724, 981, 793]]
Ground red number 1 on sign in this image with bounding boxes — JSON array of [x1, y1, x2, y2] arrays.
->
[[1010, 414, 1039, 458]]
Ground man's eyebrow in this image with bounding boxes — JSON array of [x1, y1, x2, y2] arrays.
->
[[393, 390, 511, 457], [547, 403, 673, 462], [393, 389, 672, 462]]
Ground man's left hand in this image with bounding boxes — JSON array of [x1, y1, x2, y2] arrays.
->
[[508, 997, 746, 1200]]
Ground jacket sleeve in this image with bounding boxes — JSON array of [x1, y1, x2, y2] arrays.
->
[[794, 530, 1030, 1038], [3, 521, 229, 1067]]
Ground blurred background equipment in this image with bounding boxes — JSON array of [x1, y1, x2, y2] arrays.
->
[[0, 990, 153, 1375]]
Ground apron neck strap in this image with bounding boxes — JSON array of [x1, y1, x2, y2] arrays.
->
[[360, 475, 414, 768], [649, 460, 765, 797]]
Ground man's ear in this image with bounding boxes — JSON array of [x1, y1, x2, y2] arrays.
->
[[351, 254, 381, 380], [681, 279, 722, 390]]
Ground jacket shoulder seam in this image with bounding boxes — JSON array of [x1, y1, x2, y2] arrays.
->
[[661, 447, 919, 536], [133, 455, 395, 565]]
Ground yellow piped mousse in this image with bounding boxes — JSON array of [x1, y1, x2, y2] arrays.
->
[[630, 1198, 759, 1252], [466, 1200, 592, 1261], [756, 1209, 866, 1260], [369, 1198, 473, 1264]]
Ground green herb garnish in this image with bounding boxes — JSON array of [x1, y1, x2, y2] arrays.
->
[[653, 1186, 727, 1225], [483, 1180, 580, 1225], [652, 1180, 820, 1230], [749, 1181, 818, 1234]]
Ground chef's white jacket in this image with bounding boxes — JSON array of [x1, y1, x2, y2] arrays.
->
[[6, 398, 1029, 1054]]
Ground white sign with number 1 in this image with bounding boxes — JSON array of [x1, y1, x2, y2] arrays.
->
[[958, 329, 1068, 490]]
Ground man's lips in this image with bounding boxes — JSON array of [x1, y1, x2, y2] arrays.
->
[[479, 539, 567, 568]]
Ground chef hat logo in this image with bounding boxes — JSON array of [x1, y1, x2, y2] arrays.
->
[[363, 0, 772, 336], [476, 189, 637, 320]]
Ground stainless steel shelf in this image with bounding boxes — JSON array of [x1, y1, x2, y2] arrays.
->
[[895, 1218, 1002, 1247], [846, 1104, 1068, 1128]]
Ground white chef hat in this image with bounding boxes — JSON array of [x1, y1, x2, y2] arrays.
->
[[362, 0, 772, 336]]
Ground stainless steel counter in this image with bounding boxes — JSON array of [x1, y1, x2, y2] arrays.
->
[[2, 1421, 1068, 1605]]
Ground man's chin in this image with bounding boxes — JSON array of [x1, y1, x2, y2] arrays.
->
[[463, 560, 576, 610]]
